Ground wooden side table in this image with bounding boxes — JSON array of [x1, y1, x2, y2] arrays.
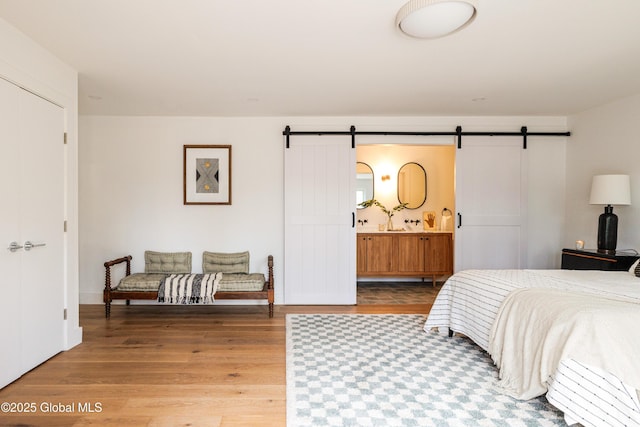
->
[[561, 248, 639, 271]]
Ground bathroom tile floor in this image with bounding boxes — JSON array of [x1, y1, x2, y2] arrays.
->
[[357, 280, 443, 305]]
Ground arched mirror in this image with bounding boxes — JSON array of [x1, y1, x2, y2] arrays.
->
[[356, 162, 374, 208], [397, 162, 426, 209]]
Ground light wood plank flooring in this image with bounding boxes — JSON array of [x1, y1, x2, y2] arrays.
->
[[0, 283, 438, 427]]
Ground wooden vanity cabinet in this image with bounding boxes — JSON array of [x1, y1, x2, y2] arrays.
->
[[357, 232, 453, 283], [357, 234, 395, 274], [396, 234, 424, 273], [423, 233, 453, 274]]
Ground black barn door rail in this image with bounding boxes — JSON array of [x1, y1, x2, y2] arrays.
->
[[283, 125, 571, 149]]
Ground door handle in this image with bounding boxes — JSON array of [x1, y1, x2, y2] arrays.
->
[[24, 241, 46, 251], [457, 213, 462, 228], [8, 241, 23, 252]]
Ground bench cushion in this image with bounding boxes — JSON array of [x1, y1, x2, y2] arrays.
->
[[116, 272, 265, 292], [145, 251, 192, 274], [203, 251, 249, 274], [218, 273, 266, 292], [117, 273, 166, 291]]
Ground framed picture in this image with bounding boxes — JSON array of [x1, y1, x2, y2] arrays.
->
[[183, 145, 232, 205], [423, 211, 436, 231]]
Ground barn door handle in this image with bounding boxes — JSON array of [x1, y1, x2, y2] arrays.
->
[[352, 212, 355, 228], [457, 213, 462, 228]]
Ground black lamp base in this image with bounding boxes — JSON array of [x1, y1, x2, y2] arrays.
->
[[597, 205, 618, 254]]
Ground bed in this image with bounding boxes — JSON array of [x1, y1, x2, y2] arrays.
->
[[424, 268, 640, 427]]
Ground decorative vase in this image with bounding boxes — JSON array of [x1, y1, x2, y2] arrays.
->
[[387, 217, 393, 231]]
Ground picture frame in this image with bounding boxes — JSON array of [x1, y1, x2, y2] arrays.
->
[[183, 144, 232, 205], [423, 211, 436, 231]]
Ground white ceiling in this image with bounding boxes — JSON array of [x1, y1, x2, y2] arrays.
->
[[1, 0, 640, 117]]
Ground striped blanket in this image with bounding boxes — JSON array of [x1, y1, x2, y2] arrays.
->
[[157, 273, 221, 304]]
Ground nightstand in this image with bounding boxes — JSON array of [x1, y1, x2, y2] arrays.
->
[[561, 248, 639, 271]]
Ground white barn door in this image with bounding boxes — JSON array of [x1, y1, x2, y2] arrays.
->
[[455, 137, 527, 271], [284, 135, 356, 304]]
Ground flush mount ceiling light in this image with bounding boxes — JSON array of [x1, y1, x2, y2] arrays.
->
[[396, 0, 478, 39]]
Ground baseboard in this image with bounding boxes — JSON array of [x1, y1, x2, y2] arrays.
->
[[64, 326, 82, 350], [80, 292, 103, 304]]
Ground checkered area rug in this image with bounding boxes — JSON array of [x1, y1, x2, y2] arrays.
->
[[286, 314, 566, 427]]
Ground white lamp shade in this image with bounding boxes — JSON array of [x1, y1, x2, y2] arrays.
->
[[396, 0, 477, 39], [589, 174, 631, 205]]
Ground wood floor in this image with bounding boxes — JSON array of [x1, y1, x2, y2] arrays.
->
[[0, 284, 438, 427]]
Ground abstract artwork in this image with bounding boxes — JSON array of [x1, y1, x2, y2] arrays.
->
[[195, 158, 219, 193], [183, 145, 231, 205]]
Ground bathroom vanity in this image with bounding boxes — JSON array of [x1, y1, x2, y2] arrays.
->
[[357, 231, 453, 285]]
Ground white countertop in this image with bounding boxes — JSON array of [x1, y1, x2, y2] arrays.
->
[[357, 227, 453, 234]]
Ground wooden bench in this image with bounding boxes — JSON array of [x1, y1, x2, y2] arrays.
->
[[103, 251, 274, 318]]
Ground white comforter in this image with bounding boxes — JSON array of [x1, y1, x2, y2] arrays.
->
[[488, 287, 640, 400]]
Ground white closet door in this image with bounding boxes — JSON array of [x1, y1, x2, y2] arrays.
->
[[0, 78, 23, 387], [18, 85, 65, 373], [0, 78, 65, 388], [455, 137, 527, 271], [284, 135, 356, 304]]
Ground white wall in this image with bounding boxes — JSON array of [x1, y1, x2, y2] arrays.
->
[[79, 116, 284, 303], [526, 137, 567, 267], [565, 93, 640, 252], [0, 18, 81, 349], [80, 115, 567, 304]]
